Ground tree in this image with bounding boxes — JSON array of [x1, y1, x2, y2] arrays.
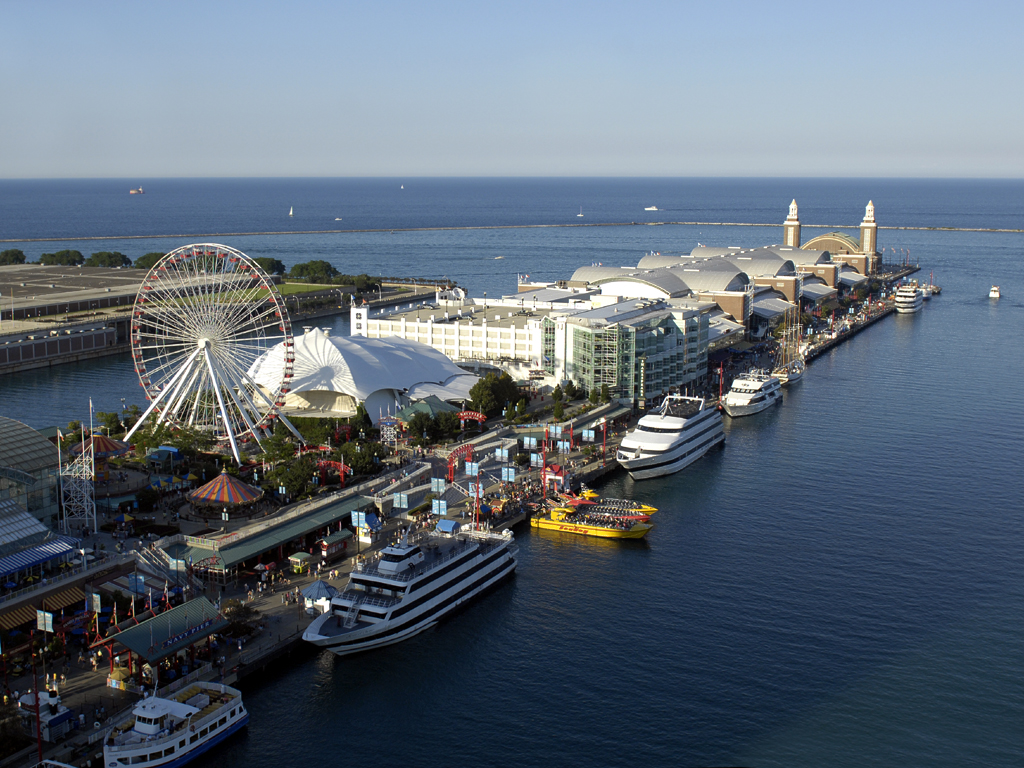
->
[[564, 381, 578, 400], [289, 260, 339, 284], [254, 257, 286, 276], [172, 426, 215, 460], [95, 411, 123, 435], [589, 387, 599, 404], [262, 454, 317, 498], [407, 412, 434, 444], [134, 252, 165, 270], [0, 248, 26, 265], [434, 410, 462, 439], [516, 398, 527, 418], [553, 401, 565, 421], [221, 599, 261, 637], [86, 251, 132, 268], [600, 383, 610, 404], [551, 385, 563, 404], [39, 249, 84, 266]]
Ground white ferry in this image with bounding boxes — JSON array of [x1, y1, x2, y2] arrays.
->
[[894, 284, 923, 314], [303, 524, 518, 656], [721, 371, 783, 418], [103, 681, 247, 768], [616, 394, 724, 480]]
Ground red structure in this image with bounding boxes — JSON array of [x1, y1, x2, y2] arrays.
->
[[446, 443, 474, 482], [317, 459, 353, 488]]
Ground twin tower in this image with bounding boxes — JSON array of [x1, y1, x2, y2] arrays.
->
[[783, 199, 878, 257]]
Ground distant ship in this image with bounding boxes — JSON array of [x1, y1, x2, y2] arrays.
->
[[289, 206, 294, 217], [989, 285, 1000, 299], [335, 217, 343, 221], [129, 187, 144, 195], [644, 205, 658, 211], [494, 256, 504, 260]]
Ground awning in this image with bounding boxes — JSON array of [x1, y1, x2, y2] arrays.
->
[[436, 520, 461, 534], [751, 297, 797, 320], [321, 530, 353, 545], [0, 604, 37, 630], [839, 272, 869, 287], [800, 283, 838, 301], [43, 586, 85, 612], [301, 581, 337, 601], [0, 535, 80, 578]]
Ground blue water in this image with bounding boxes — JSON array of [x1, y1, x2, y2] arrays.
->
[[1, 179, 1022, 766]]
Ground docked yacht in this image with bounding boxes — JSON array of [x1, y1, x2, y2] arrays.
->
[[303, 524, 518, 656], [894, 284, 923, 313], [103, 682, 247, 768], [616, 394, 724, 480], [720, 371, 782, 418]]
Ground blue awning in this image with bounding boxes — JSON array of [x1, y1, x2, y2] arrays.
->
[[0, 535, 80, 578], [364, 512, 383, 532], [435, 520, 461, 534]]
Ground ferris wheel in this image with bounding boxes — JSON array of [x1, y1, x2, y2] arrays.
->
[[124, 244, 298, 463]]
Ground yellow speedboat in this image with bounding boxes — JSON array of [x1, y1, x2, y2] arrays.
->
[[569, 486, 658, 514], [531, 508, 653, 539]]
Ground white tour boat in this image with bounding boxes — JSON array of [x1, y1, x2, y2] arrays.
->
[[721, 371, 783, 418], [894, 284, 923, 314], [616, 394, 724, 480], [989, 285, 1000, 299], [103, 681, 247, 768], [644, 205, 659, 211], [303, 524, 518, 656]]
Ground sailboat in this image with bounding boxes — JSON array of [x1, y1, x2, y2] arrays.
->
[[772, 307, 805, 385], [289, 206, 294, 217], [577, 206, 584, 218]]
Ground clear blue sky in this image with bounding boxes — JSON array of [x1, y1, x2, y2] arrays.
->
[[2, 0, 1021, 178]]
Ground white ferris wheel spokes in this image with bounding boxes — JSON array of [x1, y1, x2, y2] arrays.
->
[[124, 243, 298, 463]]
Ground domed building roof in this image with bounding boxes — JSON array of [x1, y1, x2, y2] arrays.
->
[[248, 329, 479, 423]]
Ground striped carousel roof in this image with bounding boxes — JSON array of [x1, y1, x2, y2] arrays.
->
[[70, 434, 130, 459], [188, 471, 262, 506]]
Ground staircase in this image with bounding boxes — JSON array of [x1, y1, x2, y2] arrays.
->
[[343, 598, 362, 628]]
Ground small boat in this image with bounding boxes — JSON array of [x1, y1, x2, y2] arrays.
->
[[334, 217, 343, 221], [104, 681, 248, 768], [531, 507, 653, 539], [129, 187, 144, 194], [289, 206, 294, 216], [989, 286, 1000, 299], [494, 256, 504, 260], [577, 206, 584, 218], [567, 486, 658, 513], [401, 184, 404, 189], [644, 205, 658, 211]]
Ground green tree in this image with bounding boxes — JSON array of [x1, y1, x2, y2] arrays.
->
[[407, 412, 434, 444], [469, 376, 499, 416], [563, 381, 578, 400], [261, 429, 296, 463], [600, 383, 610, 404], [289, 260, 339, 284], [516, 398, 527, 418], [95, 411, 124, 435], [553, 401, 565, 421], [86, 251, 132, 268], [337, 441, 386, 475], [39, 249, 84, 266], [254, 257, 286, 276], [134, 252, 165, 271], [0, 248, 26, 265], [172, 426, 215, 460], [67, 419, 82, 435], [589, 387, 599, 404], [435, 410, 461, 439], [551, 385, 563, 404], [262, 454, 317, 498], [221, 599, 261, 636]]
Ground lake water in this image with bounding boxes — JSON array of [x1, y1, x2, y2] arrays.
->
[[0, 178, 1021, 766]]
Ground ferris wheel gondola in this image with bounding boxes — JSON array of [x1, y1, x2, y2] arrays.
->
[[124, 244, 301, 463]]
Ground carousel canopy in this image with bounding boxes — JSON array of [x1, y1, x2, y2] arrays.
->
[[189, 471, 262, 506], [71, 434, 130, 458]]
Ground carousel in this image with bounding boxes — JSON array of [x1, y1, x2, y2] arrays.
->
[[187, 471, 264, 520]]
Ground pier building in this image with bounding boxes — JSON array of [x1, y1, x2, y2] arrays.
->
[[800, 201, 881, 275], [0, 417, 60, 525]]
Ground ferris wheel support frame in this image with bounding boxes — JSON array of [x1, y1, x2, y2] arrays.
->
[[124, 346, 202, 442]]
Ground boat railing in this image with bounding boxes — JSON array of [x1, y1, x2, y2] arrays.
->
[[106, 686, 236, 754], [359, 540, 474, 582]]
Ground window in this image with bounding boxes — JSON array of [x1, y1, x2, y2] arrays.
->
[[164, 747, 175, 757]]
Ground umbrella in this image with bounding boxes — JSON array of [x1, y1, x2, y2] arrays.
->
[[109, 668, 129, 681], [188, 470, 263, 506], [115, 513, 134, 523], [4, 581, 16, 589], [186, 473, 199, 481], [172, 476, 184, 484]]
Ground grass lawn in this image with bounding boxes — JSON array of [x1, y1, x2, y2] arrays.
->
[[278, 282, 342, 295]]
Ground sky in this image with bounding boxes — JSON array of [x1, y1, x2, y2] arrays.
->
[[2, 0, 1022, 178]]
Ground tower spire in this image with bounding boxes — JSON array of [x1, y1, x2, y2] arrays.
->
[[783, 199, 801, 248]]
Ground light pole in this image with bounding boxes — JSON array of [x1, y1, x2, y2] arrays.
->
[[599, 417, 607, 468]]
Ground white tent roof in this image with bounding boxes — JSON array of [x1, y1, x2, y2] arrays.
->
[[249, 329, 478, 404]]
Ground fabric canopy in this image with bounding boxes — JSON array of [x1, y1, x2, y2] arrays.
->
[[301, 580, 337, 601], [0, 534, 79, 578], [71, 434, 130, 458], [188, 471, 262, 506]]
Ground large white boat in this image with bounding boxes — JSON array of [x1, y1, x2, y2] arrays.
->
[[103, 681, 247, 768], [989, 285, 1000, 299], [721, 371, 783, 418], [616, 394, 724, 480], [303, 525, 518, 656], [894, 284, 923, 314]]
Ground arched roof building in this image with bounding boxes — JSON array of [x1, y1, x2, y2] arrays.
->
[[249, 329, 479, 424], [0, 417, 59, 524]]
